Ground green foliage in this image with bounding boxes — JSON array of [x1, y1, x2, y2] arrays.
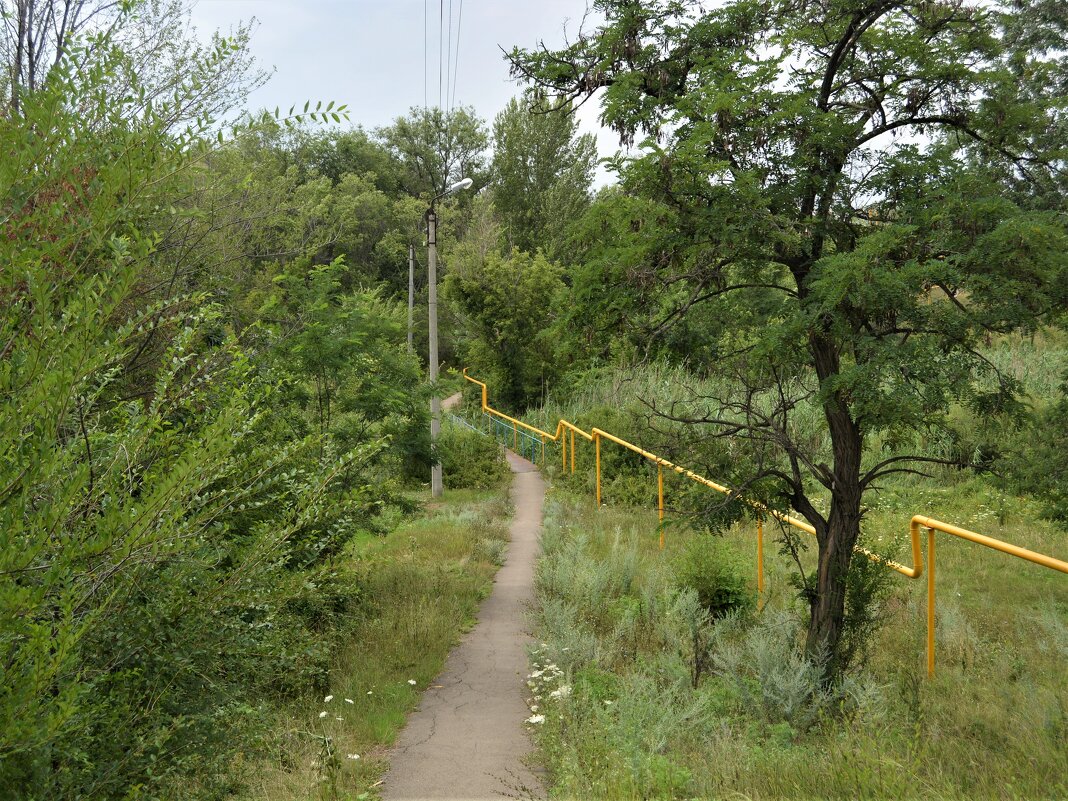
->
[[1002, 377, 1068, 527], [711, 611, 883, 732], [377, 105, 489, 198], [291, 127, 402, 191], [511, 0, 1068, 678], [672, 537, 754, 619], [490, 93, 597, 258], [437, 425, 510, 490], [191, 123, 424, 310], [445, 247, 566, 410], [0, 13, 428, 798], [530, 489, 1068, 800], [560, 189, 746, 367], [245, 490, 513, 798]]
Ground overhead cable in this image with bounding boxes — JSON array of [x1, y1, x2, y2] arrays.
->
[[450, 0, 464, 115]]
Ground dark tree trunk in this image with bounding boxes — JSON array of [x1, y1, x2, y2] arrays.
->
[[805, 331, 864, 679]]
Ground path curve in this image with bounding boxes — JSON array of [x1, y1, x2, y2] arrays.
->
[[381, 449, 545, 801]]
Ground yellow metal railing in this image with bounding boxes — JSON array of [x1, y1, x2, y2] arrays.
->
[[913, 515, 1068, 677], [462, 370, 1068, 677]]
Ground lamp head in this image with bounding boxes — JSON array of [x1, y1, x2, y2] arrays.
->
[[446, 177, 474, 195], [432, 177, 474, 203]]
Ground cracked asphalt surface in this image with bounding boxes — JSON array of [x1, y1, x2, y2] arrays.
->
[[381, 445, 546, 801]]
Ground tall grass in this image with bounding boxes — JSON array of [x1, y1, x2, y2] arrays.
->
[[979, 328, 1068, 402], [528, 482, 1068, 800]]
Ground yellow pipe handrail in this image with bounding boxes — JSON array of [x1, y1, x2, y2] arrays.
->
[[912, 515, 1068, 678], [590, 427, 919, 577], [462, 370, 1067, 677], [463, 369, 594, 443], [465, 370, 916, 573]]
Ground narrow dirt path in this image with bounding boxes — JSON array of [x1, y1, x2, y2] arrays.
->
[[381, 450, 545, 801]]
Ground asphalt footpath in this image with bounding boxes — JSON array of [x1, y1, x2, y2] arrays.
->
[[381, 444, 546, 801]]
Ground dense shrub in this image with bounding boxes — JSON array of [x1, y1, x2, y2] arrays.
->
[[0, 22, 421, 799], [437, 424, 510, 489], [1002, 382, 1068, 527], [711, 611, 884, 732], [672, 536, 755, 619]]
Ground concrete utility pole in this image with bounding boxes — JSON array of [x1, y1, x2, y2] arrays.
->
[[425, 177, 472, 499], [426, 210, 442, 497], [407, 243, 415, 354]]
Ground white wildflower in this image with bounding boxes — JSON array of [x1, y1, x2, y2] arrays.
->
[[525, 714, 545, 724], [407, 679, 417, 685], [324, 694, 334, 703], [367, 690, 373, 695], [530, 704, 539, 712], [604, 700, 613, 705], [345, 698, 354, 704], [318, 711, 328, 719], [335, 716, 344, 722], [346, 753, 360, 761]]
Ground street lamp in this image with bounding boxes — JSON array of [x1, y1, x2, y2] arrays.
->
[[426, 177, 473, 497]]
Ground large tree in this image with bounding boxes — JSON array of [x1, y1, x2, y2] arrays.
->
[[510, 0, 1068, 679], [377, 105, 489, 198], [490, 93, 598, 256], [1, 0, 266, 122]]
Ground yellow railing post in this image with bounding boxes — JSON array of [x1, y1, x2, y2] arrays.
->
[[561, 432, 567, 471], [657, 463, 665, 550], [570, 429, 575, 473], [912, 514, 1067, 678], [757, 518, 765, 594], [595, 433, 601, 507], [927, 526, 936, 679]]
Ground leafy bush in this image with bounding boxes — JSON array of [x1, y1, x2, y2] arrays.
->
[[0, 20, 422, 799], [672, 536, 755, 619], [1002, 382, 1068, 527], [437, 424, 510, 489], [711, 611, 884, 732]]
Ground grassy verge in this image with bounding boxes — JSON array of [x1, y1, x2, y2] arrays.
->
[[239, 487, 512, 801], [527, 472, 1067, 800]]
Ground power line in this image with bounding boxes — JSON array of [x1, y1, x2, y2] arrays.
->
[[423, 0, 428, 112], [438, 0, 444, 110], [450, 0, 464, 114], [445, 0, 454, 115]]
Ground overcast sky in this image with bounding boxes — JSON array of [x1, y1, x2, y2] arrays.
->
[[189, 0, 621, 184]]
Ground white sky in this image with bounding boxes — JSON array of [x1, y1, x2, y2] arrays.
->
[[189, 0, 621, 184]]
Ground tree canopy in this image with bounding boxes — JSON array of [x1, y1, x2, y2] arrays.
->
[[377, 105, 490, 198], [490, 93, 597, 256], [509, 0, 1068, 677]]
